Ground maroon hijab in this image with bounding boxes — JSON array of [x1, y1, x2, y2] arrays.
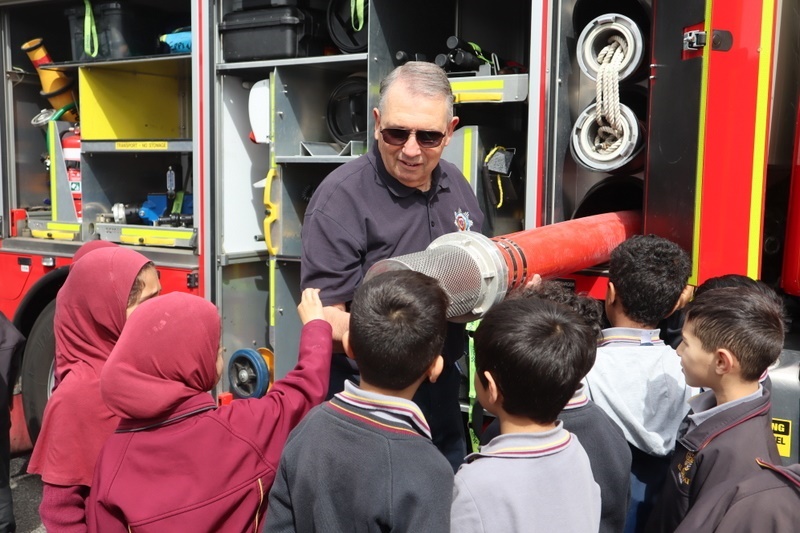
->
[[101, 292, 220, 425], [28, 247, 149, 486]]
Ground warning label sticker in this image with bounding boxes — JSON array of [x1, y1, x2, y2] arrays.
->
[[772, 418, 792, 457]]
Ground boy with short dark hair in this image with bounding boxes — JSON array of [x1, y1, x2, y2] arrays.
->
[[264, 271, 454, 533], [451, 298, 601, 532], [584, 234, 694, 531], [647, 286, 784, 532], [480, 281, 631, 533]]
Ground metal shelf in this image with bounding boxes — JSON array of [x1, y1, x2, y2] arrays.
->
[[216, 53, 368, 76]]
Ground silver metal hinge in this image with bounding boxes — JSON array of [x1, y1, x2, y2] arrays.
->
[[683, 30, 707, 50]]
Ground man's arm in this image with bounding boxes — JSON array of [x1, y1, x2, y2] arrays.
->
[[323, 303, 349, 353]]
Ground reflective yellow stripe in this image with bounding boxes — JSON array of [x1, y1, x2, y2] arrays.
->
[[450, 79, 505, 91], [269, 259, 276, 327], [119, 228, 193, 239], [454, 92, 503, 103], [47, 222, 80, 231], [31, 229, 75, 241], [691, 5, 714, 286], [48, 122, 58, 219], [748, 0, 776, 278], [462, 128, 473, 184]]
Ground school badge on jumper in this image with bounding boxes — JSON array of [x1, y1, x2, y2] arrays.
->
[[454, 209, 473, 231]]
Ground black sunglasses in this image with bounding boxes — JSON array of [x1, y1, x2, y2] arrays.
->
[[380, 128, 446, 148]]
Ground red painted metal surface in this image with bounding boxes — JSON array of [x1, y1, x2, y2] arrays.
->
[[697, 0, 772, 282], [0, 253, 69, 318], [492, 211, 642, 292], [780, 95, 800, 295]]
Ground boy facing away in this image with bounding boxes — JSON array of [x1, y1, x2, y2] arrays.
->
[[451, 298, 601, 533], [583, 234, 694, 531], [480, 281, 631, 533], [264, 271, 455, 533], [647, 286, 784, 532]]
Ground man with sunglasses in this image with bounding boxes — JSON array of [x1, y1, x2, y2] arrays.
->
[[300, 61, 484, 471]]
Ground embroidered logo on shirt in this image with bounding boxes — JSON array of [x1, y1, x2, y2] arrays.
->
[[678, 451, 695, 486], [454, 209, 473, 231]]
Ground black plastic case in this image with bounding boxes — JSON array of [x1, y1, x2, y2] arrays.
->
[[220, 7, 327, 62]]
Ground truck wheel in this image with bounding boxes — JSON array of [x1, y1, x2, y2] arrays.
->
[[21, 299, 56, 444]]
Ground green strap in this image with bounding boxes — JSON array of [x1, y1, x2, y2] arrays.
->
[[83, 0, 98, 58], [171, 191, 185, 214], [466, 319, 481, 453], [351, 0, 365, 32], [467, 42, 491, 64]]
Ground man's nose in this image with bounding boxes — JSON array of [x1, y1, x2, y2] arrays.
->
[[402, 132, 422, 157]]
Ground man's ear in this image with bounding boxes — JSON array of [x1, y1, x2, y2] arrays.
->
[[483, 370, 501, 406], [373, 108, 381, 140], [342, 330, 355, 360], [427, 355, 444, 383], [715, 348, 737, 375]]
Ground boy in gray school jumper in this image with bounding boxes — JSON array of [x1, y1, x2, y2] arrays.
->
[[451, 298, 601, 533], [265, 271, 454, 533]]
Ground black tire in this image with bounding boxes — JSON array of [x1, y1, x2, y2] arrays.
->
[[21, 299, 56, 445]]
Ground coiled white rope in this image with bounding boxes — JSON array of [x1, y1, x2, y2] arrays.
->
[[594, 35, 629, 154]]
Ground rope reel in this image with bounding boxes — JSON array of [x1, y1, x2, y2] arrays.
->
[[572, 12, 645, 173], [570, 102, 644, 173], [576, 13, 644, 82]]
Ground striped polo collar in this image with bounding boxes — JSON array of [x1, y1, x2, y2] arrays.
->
[[598, 327, 665, 347], [466, 422, 572, 461], [332, 380, 432, 440], [563, 382, 589, 411]]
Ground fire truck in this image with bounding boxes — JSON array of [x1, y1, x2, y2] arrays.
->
[[0, 0, 798, 463]]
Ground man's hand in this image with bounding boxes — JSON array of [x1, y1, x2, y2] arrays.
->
[[297, 288, 324, 325]]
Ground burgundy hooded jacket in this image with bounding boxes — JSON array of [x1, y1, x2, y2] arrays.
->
[[87, 292, 332, 533]]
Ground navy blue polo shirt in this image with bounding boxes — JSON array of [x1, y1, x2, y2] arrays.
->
[[301, 142, 484, 306]]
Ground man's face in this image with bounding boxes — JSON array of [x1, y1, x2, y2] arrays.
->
[[373, 82, 458, 191], [125, 267, 162, 318], [677, 322, 716, 387]]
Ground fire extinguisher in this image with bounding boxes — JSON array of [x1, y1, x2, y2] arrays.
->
[[61, 128, 81, 221]]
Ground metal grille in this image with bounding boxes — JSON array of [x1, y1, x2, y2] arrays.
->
[[380, 246, 483, 318]]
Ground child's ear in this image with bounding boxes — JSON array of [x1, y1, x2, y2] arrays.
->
[[342, 331, 355, 360], [606, 282, 617, 306], [427, 355, 444, 383], [483, 371, 501, 406], [715, 348, 737, 375], [667, 284, 695, 317]]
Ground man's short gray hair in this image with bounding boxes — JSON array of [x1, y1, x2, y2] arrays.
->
[[378, 61, 455, 122]]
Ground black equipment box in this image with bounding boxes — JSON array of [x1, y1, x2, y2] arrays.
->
[[220, 7, 327, 62]]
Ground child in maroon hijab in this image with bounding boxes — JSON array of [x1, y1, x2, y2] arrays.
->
[[28, 246, 161, 533], [87, 290, 332, 533]]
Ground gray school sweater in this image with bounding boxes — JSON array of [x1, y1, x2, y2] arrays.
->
[[451, 424, 601, 533], [264, 382, 454, 533]]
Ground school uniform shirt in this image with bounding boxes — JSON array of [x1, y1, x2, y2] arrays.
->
[[585, 327, 696, 456], [646, 386, 782, 533], [264, 381, 454, 533], [450, 424, 601, 533], [479, 384, 631, 533], [87, 293, 332, 533]]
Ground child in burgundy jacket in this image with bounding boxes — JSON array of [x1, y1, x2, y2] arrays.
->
[[87, 290, 332, 533], [647, 286, 784, 532]]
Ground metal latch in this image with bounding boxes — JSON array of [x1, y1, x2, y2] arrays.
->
[[683, 30, 707, 50]]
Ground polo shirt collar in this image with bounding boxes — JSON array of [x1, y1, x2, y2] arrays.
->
[[369, 142, 449, 199], [598, 326, 665, 347], [336, 380, 432, 439], [466, 422, 572, 461], [563, 382, 589, 411]]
